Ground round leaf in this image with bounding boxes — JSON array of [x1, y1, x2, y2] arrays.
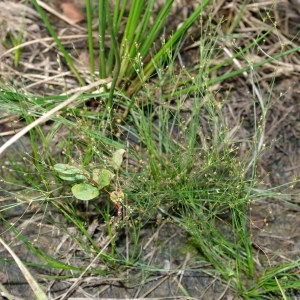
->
[[93, 168, 115, 190], [111, 149, 125, 170], [71, 183, 99, 201]]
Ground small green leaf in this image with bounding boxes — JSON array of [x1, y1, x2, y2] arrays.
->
[[57, 174, 77, 182], [111, 149, 126, 170], [93, 168, 115, 190], [71, 183, 99, 201], [57, 173, 87, 182], [74, 174, 88, 181], [54, 164, 88, 182], [54, 164, 82, 175]]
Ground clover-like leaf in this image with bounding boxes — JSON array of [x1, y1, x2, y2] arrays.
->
[[93, 168, 115, 190], [111, 149, 126, 170], [54, 164, 81, 175], [54, 164, 87, 181], [71, 183, 99, 201]]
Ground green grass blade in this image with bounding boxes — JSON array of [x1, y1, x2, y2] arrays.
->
[[132, 0, 155, 51], [86, 0, 95, 80], [129, 0, 211, 95], [118, 0, 146, 79], [107, 2, 121, 109], [122, 0, 171, 81], [32, 0, 85, 85], [138, 0, 173, 59], [122, 0, 145, 48], [209, 43, 300, 86], [170, 31, 300, 98], [98, 0, 107, 78]]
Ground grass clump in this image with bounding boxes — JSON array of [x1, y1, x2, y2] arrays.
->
[[1, 0, 300, 299]]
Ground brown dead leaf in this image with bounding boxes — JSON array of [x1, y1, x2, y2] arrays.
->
[[0, 271, 8, 283], [75, 50, 99, 72], [78, 50, 90, 68], [60, 2, 85, 25]]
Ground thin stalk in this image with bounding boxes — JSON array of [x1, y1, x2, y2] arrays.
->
[[138, 0, 173, 61], [121, 0, 169, 82], [114, 0, 126, 30], [86, 0, 95, 80], [118, 0, 145, 79], [107, 0, 126, 74], [107, 1, 120, 111], [169, 34, 300, 98], [226, 0, 248, 34], [208, 43, 300, 85], [128, 0, 211, 96], [131, 0, 155, 48], [209, 30, 272, 73], [32, 0, 85, 85], [99, 0, 107, 78]]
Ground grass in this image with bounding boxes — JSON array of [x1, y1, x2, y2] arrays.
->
[[1, 0, 300, 299]]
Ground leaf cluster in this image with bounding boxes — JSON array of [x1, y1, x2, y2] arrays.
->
[[54, 149, 125, 201]]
